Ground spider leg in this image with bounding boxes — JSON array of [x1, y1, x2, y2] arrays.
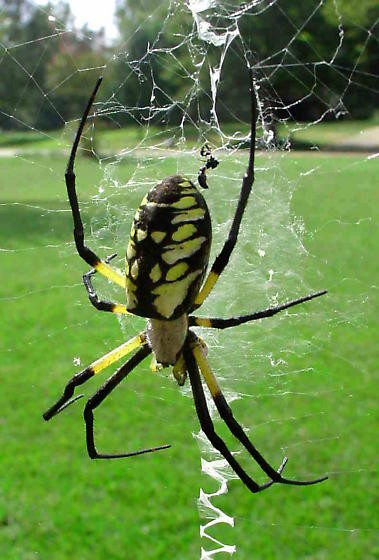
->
[[65, 77, 126, 289], [43, 333, 145, 420], [84, 344, 170, 459], [183, 337, 287, 494], [189, 290, 327, 329], [194, 69, 256, 308], [191, 336, 328, 487], [83, 253, 129, 314]]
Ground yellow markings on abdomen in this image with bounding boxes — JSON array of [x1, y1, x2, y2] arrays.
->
[[131, 260, 139, 280], [172, 224, 197, 242], [134, 208, 142, 222], [127, 241, 136, 260], [180, 187, 197, 193], [149, 263, 162, 283], [91, 333, 145, 374], [178, 179, 193, 187], [162, 236, 207, 264], [166, 262, 189, 281], [151, 231, 166, 244], [162, 236, 206, 265], [172, 196, 197, 210], [145, 201, 171, 209], [136, 229, 147, 242], [152, 269, 202, 318], [171, 208, 205, 224], [126, 277, 137, 309]]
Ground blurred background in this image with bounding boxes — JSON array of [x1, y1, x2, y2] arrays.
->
[[0, 1, 378, 559]]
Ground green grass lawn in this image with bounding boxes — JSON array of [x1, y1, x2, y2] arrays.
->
[[1, 111, 378, 156], [0, 150, 377, 559]]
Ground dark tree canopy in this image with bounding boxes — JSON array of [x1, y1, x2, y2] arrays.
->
[[0, 0, 377, 131]]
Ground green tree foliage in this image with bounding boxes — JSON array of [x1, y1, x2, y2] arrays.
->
[[113, 0, 197, 127], [0, 0, 108, 130], [114, 0, 377, 124], [193, 0, 378, 123], [321, 0, 378, 118], [0, 0, 377, 131], [0, 0, 58, 129], [46, 36, 109, 127], [322, 0, 377, 27]]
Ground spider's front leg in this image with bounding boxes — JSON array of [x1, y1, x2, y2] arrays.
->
[[83, 253, 128, 314], [194, 70, 257, 308], [65, 77, 126, 290]]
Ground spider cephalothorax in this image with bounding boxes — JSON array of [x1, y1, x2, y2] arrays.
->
[[43, 75, 328, 493]]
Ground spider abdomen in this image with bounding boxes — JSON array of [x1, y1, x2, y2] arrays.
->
[[125, 175, 212, 320]]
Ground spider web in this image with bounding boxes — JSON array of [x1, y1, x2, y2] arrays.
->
[[0, 1, 378, 558]]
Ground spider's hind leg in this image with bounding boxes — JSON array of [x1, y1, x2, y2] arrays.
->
[[189, 335, 327, 488], [184, 335, 287, 494], [43, 333, 146, 420], [83, 344, 170, 459]]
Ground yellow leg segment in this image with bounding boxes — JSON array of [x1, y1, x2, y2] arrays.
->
[[150, 354, 164, 373], [191, 317, 213, 328], [111, 303, 129, 314], [191, 340, 221, 397], [91, 332, 146, 375], [173, 353, 187, 386], [95, 261, 126, 289], [194, 271, 219, 307]]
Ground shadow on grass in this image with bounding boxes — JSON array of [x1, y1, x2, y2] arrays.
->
[[0, 132, 51, 148], [0, 203, 73, 246]]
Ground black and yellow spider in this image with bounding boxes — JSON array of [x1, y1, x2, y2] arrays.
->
[[43, 75, 328, 493]]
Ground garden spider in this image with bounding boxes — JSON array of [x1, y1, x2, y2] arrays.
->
[[43, 74, 328, 493]]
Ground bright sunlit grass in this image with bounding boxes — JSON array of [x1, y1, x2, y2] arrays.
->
[[0, 151, 377, 559], [1, 111, 378, 155]]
